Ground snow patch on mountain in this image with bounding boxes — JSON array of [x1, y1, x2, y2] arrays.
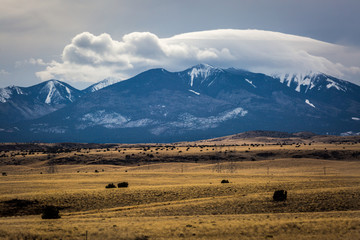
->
[[341, 131, 360, 136], [78, 110, 155, 129], [0, 88, 12, 103], [305, 99, 316, 108], [65, 87, 74, 102], [276, 72, 318, 93], [275, 72, 350, 94], [40, 80, 78, 104], [79, 110, 129, 128], [245, 79, 256, 88], [326, 78, 347, 92], [16, 87, 23, 95], [124, 119, 155, 128], [86, 77, 122, 93], [77, 107, 247, 134], [0, 86, 24, 103], [30, 124, 67, 134], [150, 107, 248, 135], [187, 64, 222, 87], [44, 81, 56, 104], [189, 89, 200, 95]]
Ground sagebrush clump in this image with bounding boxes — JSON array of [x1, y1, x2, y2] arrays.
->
[[105, 183, 116, 188], [118, 182, 129, 188], [273, 190, 287, 201]]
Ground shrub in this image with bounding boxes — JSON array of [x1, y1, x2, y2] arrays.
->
[[221, 179, 229, 183], [105, 183, 116, 188], [273, 190, 287, 201], [118, 182, 129, 188], [41, 206, 60, 219]]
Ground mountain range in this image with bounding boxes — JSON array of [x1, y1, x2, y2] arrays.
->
[[0, 64, 359, 143]]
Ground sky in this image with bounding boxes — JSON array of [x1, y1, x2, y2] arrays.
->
[[1, 0, 360, 89]]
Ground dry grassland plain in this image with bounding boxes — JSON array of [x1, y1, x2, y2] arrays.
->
[[0, 140, 360, 239]]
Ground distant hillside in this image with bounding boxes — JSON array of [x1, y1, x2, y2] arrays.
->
[[199, 130, 360, 144]]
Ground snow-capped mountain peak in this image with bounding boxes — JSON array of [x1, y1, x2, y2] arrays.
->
[[0, 87, 13, 103], [9, 85, 24, 95], [0, 79, 83, 124], [186, 63, 223, 87], [273, 72, 349, 94], [39, 80, 79, 104], [0, 86, 24, 103], [274, 72, 319, 93]]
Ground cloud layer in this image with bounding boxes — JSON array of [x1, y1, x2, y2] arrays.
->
[[36, 29, 360, 85]]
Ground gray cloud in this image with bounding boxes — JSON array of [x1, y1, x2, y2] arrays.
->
[[36, 29, 360, 85], [1, 1, 360, 88], [0, 70, 10, 75]]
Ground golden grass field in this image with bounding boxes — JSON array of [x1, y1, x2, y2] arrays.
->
[[0, 140, 360, 239]]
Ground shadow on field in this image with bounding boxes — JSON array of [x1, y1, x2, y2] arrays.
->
[[0, 199, 64, 217]]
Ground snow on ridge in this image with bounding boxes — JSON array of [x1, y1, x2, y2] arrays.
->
[[188, 64, 222, 87], [305, 99, 316, 108], [275, 72, 348, 93], [81, 110, 129, 126], [0, 86, 24, 103], [65, 86, 73, 102], [89, 77, 121, 92], [245, 79, 256, 88], [151, 107, 248, 135], [219, 107, 248, 120], [326, 78, 346, 92], [45, 81, 56, 104], [275, 72, 318, 93], [341, 131, 360, 136], [189, 89, 200, 95], [41, 80, 76, 104], [0, 88, 12, 103], [78, 107, 248, 134], [30, 125, 67, 134], [10, 86, 24, 95], [78, 110, 155, 129]]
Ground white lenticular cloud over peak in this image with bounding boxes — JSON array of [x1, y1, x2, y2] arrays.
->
[[36, 29, 360, 85]]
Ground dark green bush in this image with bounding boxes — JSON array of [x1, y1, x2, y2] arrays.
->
[[105, 183, 116, 188], [273, 190, 287, 201], [118, 182, 129, 188]]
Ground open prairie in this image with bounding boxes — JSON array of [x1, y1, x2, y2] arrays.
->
[[0, 136, 360, 239]]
